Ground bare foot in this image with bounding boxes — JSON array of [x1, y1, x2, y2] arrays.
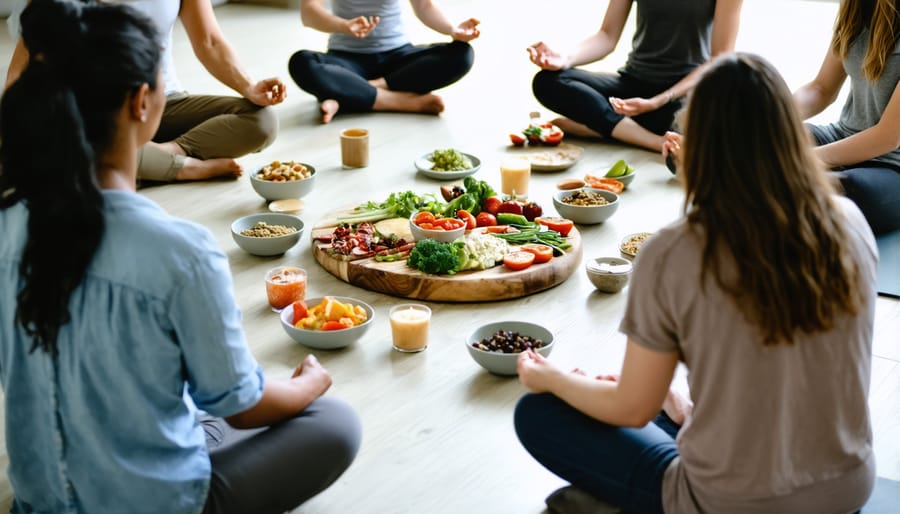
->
[[550, 117, 602, 138], [320, 99, 339, 124], [373, 89, 444, 115], [175, 157, 243, 181]]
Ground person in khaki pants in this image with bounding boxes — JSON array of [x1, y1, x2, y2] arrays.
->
[[5, 0, 287, 181]]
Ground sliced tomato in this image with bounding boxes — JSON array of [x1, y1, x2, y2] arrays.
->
[[520, 244, 553, 263], [485, 225, 508, 233], [475, 212, 497, 227], [503, 251, 535, 271], [291, 300, 308, 325], [321, 320, 349, 331], [417, 222, 439, 230], [435, 217, 464, 230], [536, 217, 574, 237], [543, 132, 563, 146], [482, 196, 502, 215], [457, 209, 477, 230], [414, 211, 435, 225], [509, 134, 526, 147]]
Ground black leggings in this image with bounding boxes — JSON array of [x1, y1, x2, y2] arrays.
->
[[288, 41, 474, 112], [532, 68, 684, 137], [808, 124, 900, 235], [201, 396, 361, 514]]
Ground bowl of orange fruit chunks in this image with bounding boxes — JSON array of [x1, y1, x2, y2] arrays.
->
[[279, 296, 374, 349]]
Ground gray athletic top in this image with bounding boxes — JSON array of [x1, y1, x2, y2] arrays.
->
[[815, 30, 900, 168], [622, 0, 716, 84], [328, 0, 409, 54]]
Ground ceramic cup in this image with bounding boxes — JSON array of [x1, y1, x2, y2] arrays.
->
[[340, 128, 369, 168]]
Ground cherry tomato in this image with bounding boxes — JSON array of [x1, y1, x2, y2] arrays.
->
[[291, 300, 308, 325], [520, 244, 553, 263], [497, 200, 524, 215], [482, 196, 502, 215], [503, 251, 535, 271], [509, 134, 526, 147], [415, 211, 435, 225], [436, 218, 464, 230], [457, 209, 477, 230], [418, 222, 438, 230], [475, 212, 497, 227], [536, 217, 574, 237]]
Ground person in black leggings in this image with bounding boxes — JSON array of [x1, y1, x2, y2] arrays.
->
[[793, 0, 900, 235], [289, 0, 480, 123], [527, 0, 742, 152]]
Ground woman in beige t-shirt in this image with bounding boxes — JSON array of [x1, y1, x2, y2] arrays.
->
[[514, 53, 877, 514]]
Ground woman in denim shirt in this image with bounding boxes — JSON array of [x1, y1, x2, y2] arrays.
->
[[0, 1, 360, 513]]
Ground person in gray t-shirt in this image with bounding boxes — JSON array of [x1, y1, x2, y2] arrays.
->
[[289, 0, 480, 123], [527, 0, 742, 152], [515, 53, 876, 514], [794, 0, 900, 235]]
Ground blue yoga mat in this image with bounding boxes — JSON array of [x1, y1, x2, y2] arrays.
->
[[876, 230, 900, 298]]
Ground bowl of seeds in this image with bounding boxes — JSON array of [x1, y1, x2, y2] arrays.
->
[[231, 213, 304, 256], [465, 321, 554, 376]]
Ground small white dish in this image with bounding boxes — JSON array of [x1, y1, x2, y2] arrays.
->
[[414, 152, 481, 180]]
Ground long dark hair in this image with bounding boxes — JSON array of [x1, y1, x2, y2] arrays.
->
[[680, 53, 861, 345], [0, 0, 160, 354]]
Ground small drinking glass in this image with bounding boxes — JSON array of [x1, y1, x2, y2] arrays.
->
[[265, 266, 307, 312]]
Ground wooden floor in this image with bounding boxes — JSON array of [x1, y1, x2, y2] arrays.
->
[[1, 1, 898, 512]]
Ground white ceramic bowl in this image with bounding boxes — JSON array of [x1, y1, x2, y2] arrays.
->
[[585, 256, 633, 293], [614, 169, 636, 187], [279, 296, 375, 350], [249, 163, 317, 201], [408, 212, 466, 243], [552, 188, 620, 224], [230, 213, 304, 256], [619, 232, 654, 261], [465, 321, 554, 376]]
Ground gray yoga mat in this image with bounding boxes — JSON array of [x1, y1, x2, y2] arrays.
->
[[876, 230, 900, 298]]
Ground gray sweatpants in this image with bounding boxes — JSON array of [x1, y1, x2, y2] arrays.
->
[[138, 92, 279, 182], [201, 396, 361, 514]]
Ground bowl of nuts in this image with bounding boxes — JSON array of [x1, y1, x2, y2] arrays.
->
[[250, 160, 317, 201], [619, 232, 653, 261], [231, 213, 304, 256], [465, 321, 554, 376], [552, 188, 619, 224]]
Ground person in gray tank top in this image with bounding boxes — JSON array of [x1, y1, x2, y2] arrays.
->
[[289, 0, 480, 123], [527, 0, 742, 152], [795, 0, 900, 235]]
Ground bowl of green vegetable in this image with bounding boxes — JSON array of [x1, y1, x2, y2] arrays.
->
[[415, 149, 481, 180]]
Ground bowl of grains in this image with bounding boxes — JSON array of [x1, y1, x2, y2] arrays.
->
[[250, 160, 316, 201], [465, 321, 554, 376], [552, 188, 620, 224], [619, 232, 653, 261], [231, 213, 304, 256]]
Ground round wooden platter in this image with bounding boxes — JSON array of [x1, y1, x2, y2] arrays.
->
[[311, 212, 583, 303]]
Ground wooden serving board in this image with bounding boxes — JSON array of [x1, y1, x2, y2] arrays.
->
[[311, 212, 583, 303]]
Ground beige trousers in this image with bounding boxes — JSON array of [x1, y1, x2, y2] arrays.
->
[[137, 93, 279, 182]]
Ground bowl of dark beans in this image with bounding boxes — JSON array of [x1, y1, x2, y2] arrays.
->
[[465, 321, 554, 376]]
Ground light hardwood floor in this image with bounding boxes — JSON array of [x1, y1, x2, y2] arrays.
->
[[0, 1, 897, 513]]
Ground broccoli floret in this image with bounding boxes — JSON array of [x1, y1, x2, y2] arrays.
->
[[408, 239, 461, 275]]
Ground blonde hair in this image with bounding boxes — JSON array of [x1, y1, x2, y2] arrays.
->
[[680, 53, 861, 345], [833, 0, 900, 81]]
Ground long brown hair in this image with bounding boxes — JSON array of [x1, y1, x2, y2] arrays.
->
[[680, 53, 861, 345], [832, 0, 900, 81]]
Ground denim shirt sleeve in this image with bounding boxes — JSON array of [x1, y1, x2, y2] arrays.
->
[[168, 238, 264, 418]]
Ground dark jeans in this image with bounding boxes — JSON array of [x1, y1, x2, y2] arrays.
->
[[288, 41, 474, 112], [532, 69, 684, 137], [514, 393, 680, 514], [201, 397, 361, 514], [807, 123, 900, 234]]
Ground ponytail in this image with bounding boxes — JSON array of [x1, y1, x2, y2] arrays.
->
[[0, 0, 161, 354]]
